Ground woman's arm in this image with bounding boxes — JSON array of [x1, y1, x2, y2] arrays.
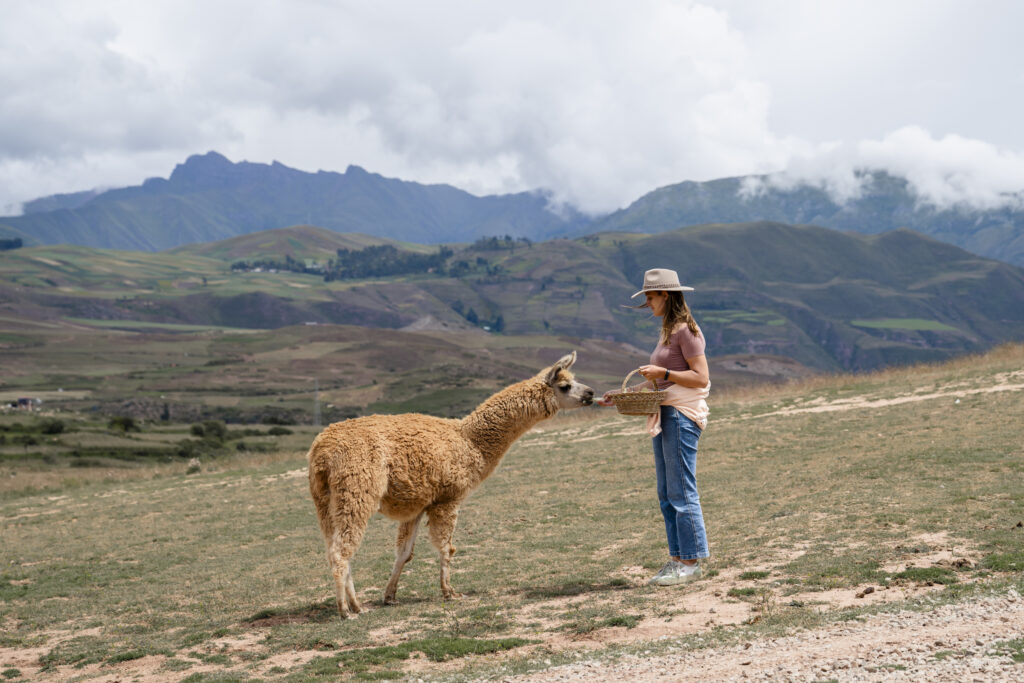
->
[[639, 354, 710, 388]]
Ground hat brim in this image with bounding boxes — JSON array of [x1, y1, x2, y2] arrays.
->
[[631, 285, 694, 298]]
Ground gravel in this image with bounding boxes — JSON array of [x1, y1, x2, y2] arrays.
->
[[492, 588, 1023, 682]]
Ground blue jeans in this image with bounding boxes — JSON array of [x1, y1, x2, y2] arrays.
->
[[652, 406, 709, 560]]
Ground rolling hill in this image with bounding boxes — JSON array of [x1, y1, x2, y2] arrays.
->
[[166, 224, 430, 263], [3, 222, 1022, 376]]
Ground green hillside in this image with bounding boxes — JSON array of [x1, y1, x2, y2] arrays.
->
[[166, 224, 422, 263], [2, 222, 1022, 390]]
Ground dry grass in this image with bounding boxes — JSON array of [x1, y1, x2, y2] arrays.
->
[[1, 344, 1022, 681]]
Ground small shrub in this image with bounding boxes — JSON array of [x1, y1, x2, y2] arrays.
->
[[267, 426, 292, 436], [202, 420, 227, 442], [39, 419, 66, 435], [261, 415, 295, 426], [12, 435, 39, 450], [69, 458, 107, 468], [108, 416, 138, 432]]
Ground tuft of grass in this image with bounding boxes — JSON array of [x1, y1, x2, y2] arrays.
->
[[738, 570, 771, 580], [599, 615, 642, 629], [161, 658, 194, 672], [992, 638, 1024, 663], [889, 567, 959, 585], [179, 674, 258, 683], [561, 614, 642, 634], [38, 637, 111, 669], [305, 637, 534, 677], [983, 552, 1024, 572], [107, 649, 151, 664], [523, 580, 632, 599]]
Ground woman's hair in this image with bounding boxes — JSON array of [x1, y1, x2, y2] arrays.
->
[[661, 291, 699, 344]]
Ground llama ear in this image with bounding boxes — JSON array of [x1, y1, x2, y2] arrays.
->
[[544, 352, 575, 386], [544, 351, 577, 386]]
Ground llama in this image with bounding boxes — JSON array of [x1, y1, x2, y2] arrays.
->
[[307, 351, 594, 617]]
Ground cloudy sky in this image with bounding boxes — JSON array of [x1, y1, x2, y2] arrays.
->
[[3, 0, 1024, 215]]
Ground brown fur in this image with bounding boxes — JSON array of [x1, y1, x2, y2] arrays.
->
[[307, 351, 594, 617]]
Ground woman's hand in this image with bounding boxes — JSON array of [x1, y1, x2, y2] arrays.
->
[[596, 391, 617, 407], [638, 365, 666, 383]]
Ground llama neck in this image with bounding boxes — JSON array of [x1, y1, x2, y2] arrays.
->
[[460, 379, 553, 480]]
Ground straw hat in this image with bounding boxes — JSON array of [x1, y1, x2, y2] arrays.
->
[[630, 268, 694, 298]]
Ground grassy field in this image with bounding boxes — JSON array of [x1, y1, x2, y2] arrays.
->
[[0, 315, 656, 424], [1, 344, 1022, 681]]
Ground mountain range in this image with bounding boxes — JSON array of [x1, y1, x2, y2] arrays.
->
[[0, 152, 590, 251], [1, 152, 1023, 268], [594, 171, 1024, 268]]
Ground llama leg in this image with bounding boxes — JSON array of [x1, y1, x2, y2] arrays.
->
[[324, 486, 380, 618], [345, 567, 360, 614], [384, 512, 423, 605], [326, 545, 354, 618], [311, 467, 354, 615], [426, 502, 462, 600]]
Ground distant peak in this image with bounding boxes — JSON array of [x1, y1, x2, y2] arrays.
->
[[188, 150, 231, 164], [169, 151, 236, 186]]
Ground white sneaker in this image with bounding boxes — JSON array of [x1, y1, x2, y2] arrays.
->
[[648, 561, 702, 586]]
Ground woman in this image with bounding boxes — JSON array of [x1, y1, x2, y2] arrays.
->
[[600, 268, 711, 586]]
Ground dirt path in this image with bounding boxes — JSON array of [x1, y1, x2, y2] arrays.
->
[[496, 588, 1024, 682]]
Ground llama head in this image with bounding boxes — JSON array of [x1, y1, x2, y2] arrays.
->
[[542, 351, 594, 410]]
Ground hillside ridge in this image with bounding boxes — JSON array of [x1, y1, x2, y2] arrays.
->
[[2, 221, 1022, 375]]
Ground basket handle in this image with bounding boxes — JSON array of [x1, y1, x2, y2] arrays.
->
[[621, 368, 643, 392]]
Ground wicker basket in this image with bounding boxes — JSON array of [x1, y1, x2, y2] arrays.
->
[[607, 369, 667, 415]]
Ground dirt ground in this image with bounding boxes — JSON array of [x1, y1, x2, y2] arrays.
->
[[1, 530, 999, 682]]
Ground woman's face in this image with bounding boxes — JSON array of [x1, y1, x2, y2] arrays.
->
[[645, 291, 667, 317]]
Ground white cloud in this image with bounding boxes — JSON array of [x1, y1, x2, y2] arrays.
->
[[748, 127, 1024, 210], [859, 127, 1024, 210], [2, 1, 1024, 217]]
